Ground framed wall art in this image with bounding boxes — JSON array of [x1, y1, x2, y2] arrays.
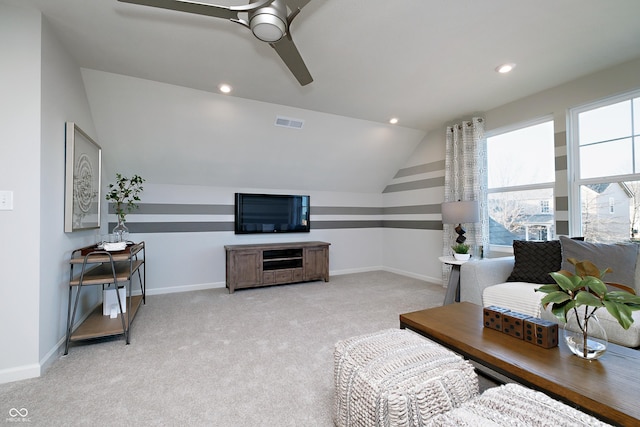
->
[[64, 122, 102, 232]]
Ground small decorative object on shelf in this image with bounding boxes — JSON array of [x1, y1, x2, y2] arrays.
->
[[451, 243, 470, 261], [105, 173, 144, 242], [536, 258, 640, 359]]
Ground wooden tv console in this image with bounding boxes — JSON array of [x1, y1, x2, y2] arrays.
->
[[224, 241, 330, 293]]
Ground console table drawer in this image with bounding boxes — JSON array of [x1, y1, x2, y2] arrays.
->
[[263, 271, 276, 284]]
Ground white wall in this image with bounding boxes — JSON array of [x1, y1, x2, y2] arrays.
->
[[39, 16, 102, 367], [80, 69, 425, 194], [485, 57, 640, 133], [78, 70, 398, 295], [382, 130, 447, 284], [0, 2, 102, 384], [105, 183, 385, 294], [0, 2, 42, 383]]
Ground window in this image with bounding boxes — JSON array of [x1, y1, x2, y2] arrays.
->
[[569, 90, 640, 243], [487, 119, 555, 246]]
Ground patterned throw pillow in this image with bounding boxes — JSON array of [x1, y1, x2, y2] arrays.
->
[[507, 240, 562, 284]]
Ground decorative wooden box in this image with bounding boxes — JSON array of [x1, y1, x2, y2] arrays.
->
[[483, 306, 511, 331], [524, 317, 559, 348]]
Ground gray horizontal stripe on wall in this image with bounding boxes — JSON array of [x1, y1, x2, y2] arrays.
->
[[393, 160, 445, 179], [314, 220, 440, 230], [109, 203, 234, 215], [383, 220, 442, 230], [313, 220, 384, 229], [110, 222, 234, 233], [556, 220, 569, 236], [383, 204, 441, 215], [555, 154, 567, 171], [555, 196, 569, 211], [112, 220, 442, 233], [312, 206, 384, 215], [555, 131, 566, 147], [313, 205, 441, 215], [382, 177, 445, 193]]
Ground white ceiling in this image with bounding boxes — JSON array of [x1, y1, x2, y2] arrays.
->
[[23, 0, 640, 132]]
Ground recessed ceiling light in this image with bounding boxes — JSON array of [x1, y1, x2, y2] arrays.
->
[[219, 83, 232, 94], [496, 63, 516, 74], [389, 117, 399, 125]]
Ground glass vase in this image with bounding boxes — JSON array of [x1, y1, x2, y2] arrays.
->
[[112, 218, 129, 243], [563, 308, 607, 360]]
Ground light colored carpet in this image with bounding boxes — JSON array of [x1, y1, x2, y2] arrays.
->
[[0, 271, 495, 426]]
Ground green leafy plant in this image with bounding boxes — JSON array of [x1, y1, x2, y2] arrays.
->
[[451, 243, 470, 254], [535, 258, 640, 357], [105, 173, 145, 222]]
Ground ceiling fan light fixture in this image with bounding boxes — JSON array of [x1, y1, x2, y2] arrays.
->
[[250, 13, 287, 42]]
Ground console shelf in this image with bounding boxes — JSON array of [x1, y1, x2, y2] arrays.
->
[[224, 241, 330, 293]]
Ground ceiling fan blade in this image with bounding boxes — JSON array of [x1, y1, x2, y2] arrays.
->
[[285, 0, 311, 13], [117, 0, 274, 20], [284, 0, 310, 24], [270, 34, 312, 86]]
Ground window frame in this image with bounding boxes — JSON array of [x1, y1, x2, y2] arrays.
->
[[485, 115, 556, 251], [568, 88, 640, 238]]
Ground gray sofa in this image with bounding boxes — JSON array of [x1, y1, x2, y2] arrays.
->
[[460, 236, 640, 348]]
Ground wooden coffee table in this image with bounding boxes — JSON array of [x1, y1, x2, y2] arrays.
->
[[400, 302, 640, 426]]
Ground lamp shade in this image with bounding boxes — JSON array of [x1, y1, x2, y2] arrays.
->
[[441, 201, 479, 224]]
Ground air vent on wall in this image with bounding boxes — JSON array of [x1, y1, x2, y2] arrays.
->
[[275, 116, 304, 129]]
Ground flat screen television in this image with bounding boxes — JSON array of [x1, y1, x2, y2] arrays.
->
[[234, 193, 310, 234]]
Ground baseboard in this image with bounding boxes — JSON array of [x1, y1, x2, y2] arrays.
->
[[0, 363, 40, 385], [330, 266, 382, 276], [381, 266, 444, 286], [141, 267, 444, 296], [145, 281, 225, 296]]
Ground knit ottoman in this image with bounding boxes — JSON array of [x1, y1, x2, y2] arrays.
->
[[334, 329, 479, 427], [426, 383, 613, 427]]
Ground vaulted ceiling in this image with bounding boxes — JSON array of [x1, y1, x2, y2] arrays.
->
[[17, 0, 640, 192], [26, 0, 640, 131]]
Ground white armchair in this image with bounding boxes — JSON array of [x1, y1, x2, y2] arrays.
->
[[459, 257, 514, 306]]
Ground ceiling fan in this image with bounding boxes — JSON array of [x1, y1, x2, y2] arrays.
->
[[117, 0, 313, 85]]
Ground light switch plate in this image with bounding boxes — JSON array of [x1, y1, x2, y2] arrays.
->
[[0, 191, 14, 210]]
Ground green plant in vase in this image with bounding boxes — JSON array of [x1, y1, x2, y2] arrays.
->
[[451, 243, 470, 254], [451, 243, 470, 260], [105, 173, 145, 242], [535, 258, 640, 359]]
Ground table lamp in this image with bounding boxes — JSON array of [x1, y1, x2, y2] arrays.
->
[[441, 200, 479, 244]]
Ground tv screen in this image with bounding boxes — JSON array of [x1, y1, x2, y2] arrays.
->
[[234, 193, 310, 234]]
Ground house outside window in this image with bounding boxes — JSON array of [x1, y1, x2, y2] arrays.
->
[[540, 200, 550, 214], [569, 89, 640, 243], [486, 119, 555, 246]]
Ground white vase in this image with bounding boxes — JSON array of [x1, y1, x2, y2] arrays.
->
[[453, 253, 471, 261]]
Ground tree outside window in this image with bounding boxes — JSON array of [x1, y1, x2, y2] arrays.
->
[[487, 120, 555, 246]]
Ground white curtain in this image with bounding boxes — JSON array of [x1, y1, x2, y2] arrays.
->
[[442, 117, 489, 281]]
